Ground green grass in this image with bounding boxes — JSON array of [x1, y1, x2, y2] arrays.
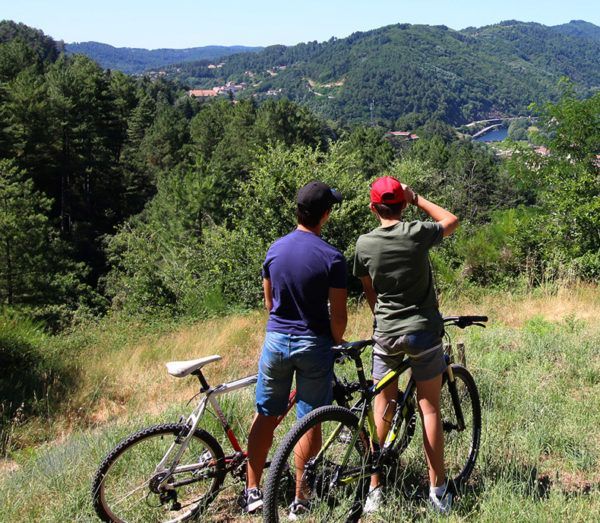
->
[[1, 289, 599, 521]]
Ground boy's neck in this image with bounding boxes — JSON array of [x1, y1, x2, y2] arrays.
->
[[297, 224, 322, 236], [378, 218, 400, 228]]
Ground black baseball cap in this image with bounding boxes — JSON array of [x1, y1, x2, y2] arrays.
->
[[296, 181, 343, 216]]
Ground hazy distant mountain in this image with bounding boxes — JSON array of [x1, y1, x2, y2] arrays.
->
[[551, 20, 600, 41], [163, 20, 600, 125], [65, 41, 263, 74]]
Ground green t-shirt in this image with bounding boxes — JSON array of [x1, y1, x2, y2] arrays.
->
[[353, 220, 444, 337]]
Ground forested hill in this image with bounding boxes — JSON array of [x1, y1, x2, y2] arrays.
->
[[551, 19, 600, 41], [65, 42, 263, 74], [162, 20, 600, 126]]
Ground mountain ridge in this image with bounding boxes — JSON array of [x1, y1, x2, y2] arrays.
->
[[65, 41, 264, 74]]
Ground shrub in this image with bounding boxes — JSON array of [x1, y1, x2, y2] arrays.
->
[[0, 310, 76, 453]]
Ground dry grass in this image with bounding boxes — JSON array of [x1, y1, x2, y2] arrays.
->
[[442, 284, 600, 328], [62, 284, 599, 437], [4, 285, 599, 456], [75, 312, 269, 426]]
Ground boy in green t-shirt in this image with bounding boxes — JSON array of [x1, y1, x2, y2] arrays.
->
[[353, 176, 459, 514]]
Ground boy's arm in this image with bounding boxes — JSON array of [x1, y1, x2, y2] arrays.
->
[[402, 185, 459, 237], [329, 287, 348, 345], [359, 275, 377, 314], [263, 278, 273, 312]]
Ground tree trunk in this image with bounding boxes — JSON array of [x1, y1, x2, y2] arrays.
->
[[4, 237, 13, 305]]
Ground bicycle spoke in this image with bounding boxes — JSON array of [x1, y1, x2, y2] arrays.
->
[[110, 478, 152, 507]]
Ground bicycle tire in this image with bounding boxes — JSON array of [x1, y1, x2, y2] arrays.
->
[[92, 423, 226, 523], [263, 405, 371, 523], [441, 364, 481, 492]]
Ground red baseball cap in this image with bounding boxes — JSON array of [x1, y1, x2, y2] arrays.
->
[[370, 176, 405, 204]]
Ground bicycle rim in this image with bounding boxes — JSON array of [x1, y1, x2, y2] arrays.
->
[[93, 424, 224, 523]]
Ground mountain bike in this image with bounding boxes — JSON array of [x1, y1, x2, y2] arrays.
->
[[91, 354, 359, 522], [263, 315, 486, 522]]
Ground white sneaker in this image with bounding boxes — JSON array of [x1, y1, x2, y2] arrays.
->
[[241, 487, 263, 513], [363, 486, 383, 514], [429, 490, 452, 515], [288, 499, 310, 520]]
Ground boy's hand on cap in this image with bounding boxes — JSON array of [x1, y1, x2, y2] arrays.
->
[[401, 184, 415, 205]]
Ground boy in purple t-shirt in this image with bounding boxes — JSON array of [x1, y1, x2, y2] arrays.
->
[[241, 181, 348, 517]]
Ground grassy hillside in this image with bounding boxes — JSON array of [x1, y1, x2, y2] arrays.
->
[[1, 285, 599, 521]]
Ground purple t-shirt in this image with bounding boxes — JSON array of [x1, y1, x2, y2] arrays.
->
[[262, 230, 347, 336]]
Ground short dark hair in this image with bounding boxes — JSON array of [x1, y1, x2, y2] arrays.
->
[[373, 202, 405, 220], [296, 205, 331, 228]]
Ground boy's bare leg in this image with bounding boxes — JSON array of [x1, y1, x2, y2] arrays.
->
[[293, 424, 322, 499], [247, 413, 280, 489], [370, 377, 399, 489], [416, 374, 445, 487]]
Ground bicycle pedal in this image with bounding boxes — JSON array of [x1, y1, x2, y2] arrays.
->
[[198, 450, 213, 466], [337, 427, 354, 444]]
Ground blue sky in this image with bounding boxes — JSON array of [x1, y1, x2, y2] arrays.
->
[[3, 0, 599, 48]]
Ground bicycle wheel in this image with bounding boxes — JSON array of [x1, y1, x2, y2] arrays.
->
[[441, 364, 481, 491], [92, 423, 225, 523], [263, 405, 371, 523]]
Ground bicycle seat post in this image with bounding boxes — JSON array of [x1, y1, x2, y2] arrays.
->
[[352, 352, 369, 391], [192, 369, 211, 392]]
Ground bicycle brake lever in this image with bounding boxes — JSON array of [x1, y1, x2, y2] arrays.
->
[[473, 322, 486, 328]]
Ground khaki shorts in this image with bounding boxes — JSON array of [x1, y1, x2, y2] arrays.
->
[[372, 330, 446, 382]]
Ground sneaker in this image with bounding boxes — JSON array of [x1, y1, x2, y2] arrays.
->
[[288, 499, 310, 520], [363, 486, 383, 514], [429, 490, 452, 515], [240, 487, 263, 513]]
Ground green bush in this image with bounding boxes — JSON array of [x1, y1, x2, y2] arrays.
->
[[200, 142, 372, 308], [0, 310, 76, 453], [455, 207, 547, 286]]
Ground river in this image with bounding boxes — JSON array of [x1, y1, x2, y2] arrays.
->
[[473, 126, 508, 142]]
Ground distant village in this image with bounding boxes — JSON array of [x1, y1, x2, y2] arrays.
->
[[188, 82, 247, 98]]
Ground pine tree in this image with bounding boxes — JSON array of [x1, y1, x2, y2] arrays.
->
[[0, 160, 53, 305]]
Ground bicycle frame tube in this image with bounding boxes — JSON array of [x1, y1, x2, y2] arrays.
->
[[383, 377, 416, 449], [156, 395, 210, 477], [208, 374, 259, 453], [446, 365, 466, 431], [373, 359, 410, 394]]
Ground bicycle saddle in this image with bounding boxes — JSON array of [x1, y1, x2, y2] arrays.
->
[[166, 355, 222, 378]]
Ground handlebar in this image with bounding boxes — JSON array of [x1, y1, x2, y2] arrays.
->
[[443, 315, 488, 329], [331, 340, 373, 364], [331, 340, 373, 353], [331, 315, 488, 363]]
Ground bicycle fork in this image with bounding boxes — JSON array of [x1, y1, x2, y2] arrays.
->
[[446, 365, 466, 431]]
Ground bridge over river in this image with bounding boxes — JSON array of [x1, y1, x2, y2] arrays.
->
[[472, 123, 504, 139]]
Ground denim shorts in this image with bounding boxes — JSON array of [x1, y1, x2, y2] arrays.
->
[[372, 330, 446, 382], [255, 331, 334, 419]]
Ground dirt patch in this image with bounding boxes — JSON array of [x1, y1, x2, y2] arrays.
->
[[0, 458, 19, 474]]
